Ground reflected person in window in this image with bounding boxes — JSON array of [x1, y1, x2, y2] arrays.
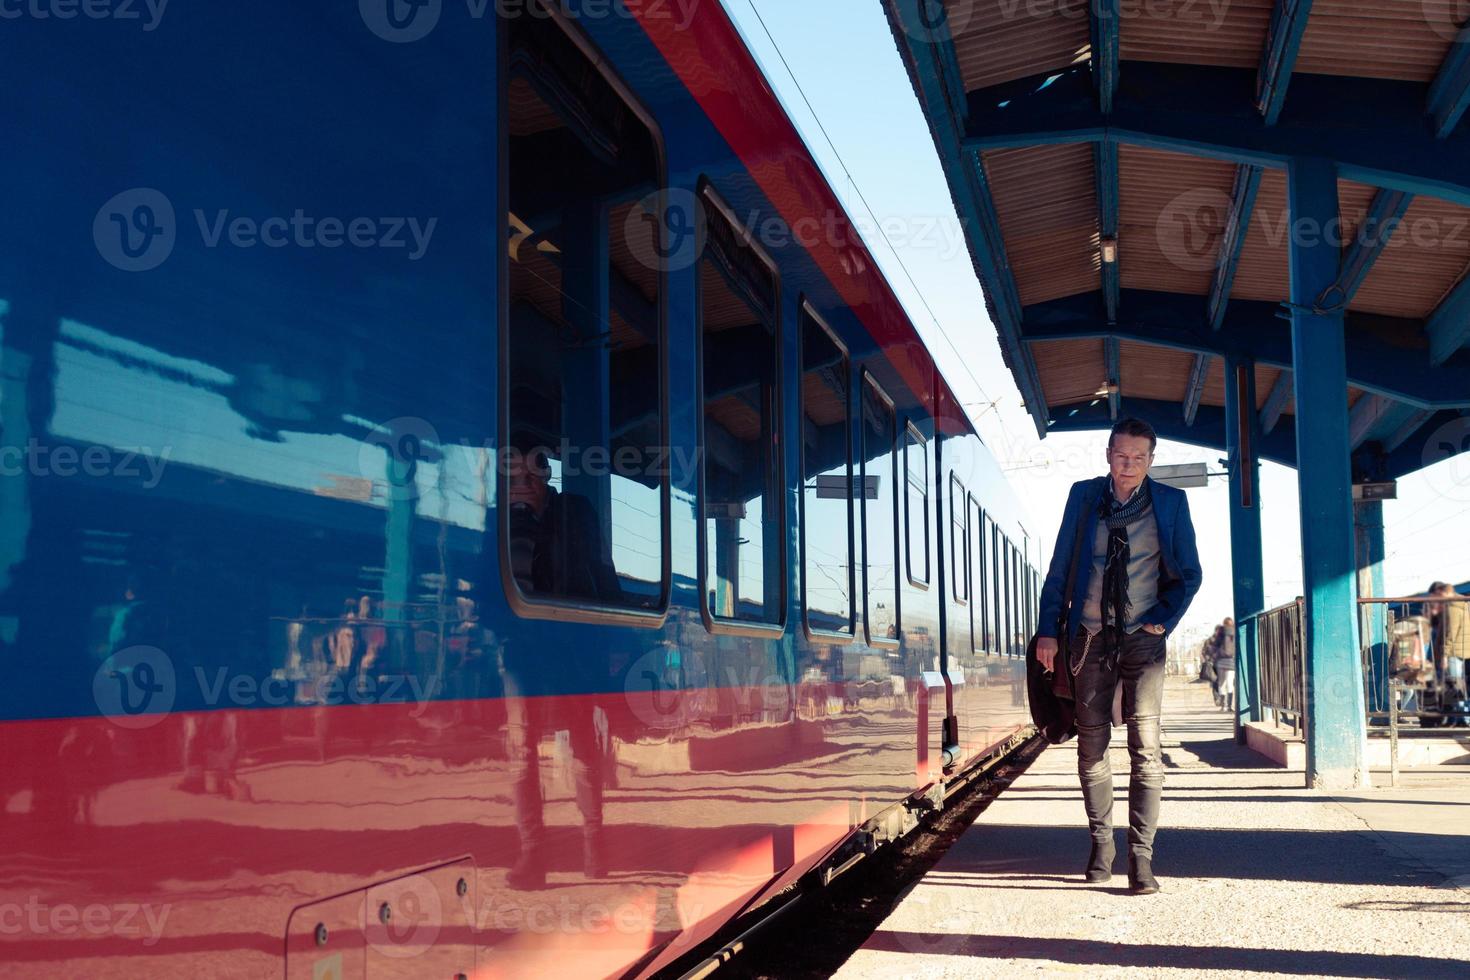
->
[[507, 446, 622, 605], [502, 443, 620, 889]]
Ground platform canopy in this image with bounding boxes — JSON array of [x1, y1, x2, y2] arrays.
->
[[886, 0, 1470, 480]]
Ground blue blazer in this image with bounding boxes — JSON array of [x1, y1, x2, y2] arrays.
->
[[1037, 475, 1203, 640]]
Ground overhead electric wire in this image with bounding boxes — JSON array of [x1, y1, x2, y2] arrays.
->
[[741, 0, 1000, 428]]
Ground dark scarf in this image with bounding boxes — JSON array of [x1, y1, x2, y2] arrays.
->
[[1098, 479, 1153, 663]]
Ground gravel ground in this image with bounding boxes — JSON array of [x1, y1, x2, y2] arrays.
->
[[826, 679, 1470, 980]]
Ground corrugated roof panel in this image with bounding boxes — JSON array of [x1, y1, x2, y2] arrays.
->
[[1119, 341, 1193, 403], [1119, 146, 1239, 296], [983, 144, 1101, 307], [950, 1, 1090, 92], [1230, 168, 1290, 304], [1120, 0, 1274, 69], [1349, 193, 1470, 319], [1031, 338, 1107, 407], [1296, 0, 1457, 82]]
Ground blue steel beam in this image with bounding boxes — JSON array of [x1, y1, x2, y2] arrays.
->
[[1427, 271, 1470, 366], [1207, 164, 1263, 332], [1256, 0, 1315, 125], [1261, 371, 1293, 435], [887, 0, 1048, 437], [1287, 157, 1367, 790], [1020, 290, 1470, 408], [1428, 25, 1470, 139], [1183, 353, 1211, 426], [1104, 336, 1121, 421], [1331, 189, 1414, 307], [1347, 393, 1389, 450], [1096, 138, 1120, 322], [1047, 395, 1298, 468], [1091, 0, 1120, 113], [961, 64, 1470, 208], [1385, 407, 1435, 453]]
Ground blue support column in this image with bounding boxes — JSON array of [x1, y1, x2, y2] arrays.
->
[[1287, 158, 1370, 789], [1354, 500, 1389, 719], [1225, 355, 1265, 742]]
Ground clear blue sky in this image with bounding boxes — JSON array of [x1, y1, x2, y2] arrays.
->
[[722, 0, 1470, 645]]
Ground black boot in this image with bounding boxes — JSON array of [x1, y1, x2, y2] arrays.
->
[[1128, 855, 1159, 895], [1085, 839, 1115, 883]]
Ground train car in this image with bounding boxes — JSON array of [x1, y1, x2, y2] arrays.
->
[[0, 1, 1041, 976]]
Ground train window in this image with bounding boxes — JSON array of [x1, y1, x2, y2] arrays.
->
[[904, 426, 929, 587], [503, 8, 667, 613], [1002, 538, 1014, 657], [949, 475, 967, 604], [861, 376, 899, 645], [1012, 546, 1022, 656], [970, 497, 986, 653], [699, 187, 782, 626], [801, 304, 853, 636], [993, 520, 1005, 652]]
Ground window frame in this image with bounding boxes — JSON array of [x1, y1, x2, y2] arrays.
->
[[694, 180, 786, 638], [903, 423, 930, 589], [969, 496, 986, 655], [860, 372, 900, 649], [949, 474, 968, 606], [497, 5, 672, 628], [799, 300, 855, 643]]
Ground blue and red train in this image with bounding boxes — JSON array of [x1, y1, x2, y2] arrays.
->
[[0, 1, 1040, 975]]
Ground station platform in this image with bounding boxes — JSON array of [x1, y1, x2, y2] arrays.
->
[[832, 679, 1470, 979]]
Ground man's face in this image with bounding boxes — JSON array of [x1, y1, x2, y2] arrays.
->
[[507, 450, 550, 516], [1106, 433, 1154, 494]]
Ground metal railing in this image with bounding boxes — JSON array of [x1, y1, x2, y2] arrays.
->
[[1244, 598, 1307, 736], [1357, 594, 1470, 783]]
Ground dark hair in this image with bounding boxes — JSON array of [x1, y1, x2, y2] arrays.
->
[[1109, 417, 1157, 453]]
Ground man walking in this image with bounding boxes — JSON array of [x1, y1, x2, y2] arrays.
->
[[1035, 419, 1202, 894]]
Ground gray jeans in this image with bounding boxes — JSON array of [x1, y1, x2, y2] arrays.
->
[[1069, 626, 1167, 860]]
